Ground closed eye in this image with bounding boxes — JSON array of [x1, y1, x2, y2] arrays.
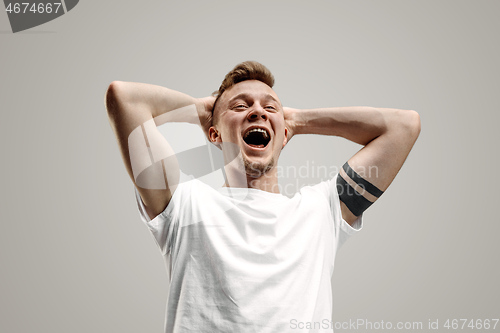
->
[[234, 104, 248, 110]]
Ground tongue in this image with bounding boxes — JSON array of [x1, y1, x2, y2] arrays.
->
[[248, 143, 265, 148]]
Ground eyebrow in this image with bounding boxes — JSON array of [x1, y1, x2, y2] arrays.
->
[[227, 93, 281, 105]]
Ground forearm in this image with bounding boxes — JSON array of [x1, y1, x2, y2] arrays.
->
[[287, 106, 419, 146], [106, 81, 205, 127], [105, 81, 213, 191]]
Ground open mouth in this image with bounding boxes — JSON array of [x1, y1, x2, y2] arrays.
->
[[243, 127, 271, 148]]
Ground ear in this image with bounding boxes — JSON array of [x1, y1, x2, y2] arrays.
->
[[282, 127, 288, 148], [209, 126, 222, 149]]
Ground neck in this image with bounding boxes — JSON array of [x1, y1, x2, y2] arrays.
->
[[223, 165, 280, 193]]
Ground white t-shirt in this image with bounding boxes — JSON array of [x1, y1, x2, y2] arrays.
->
[[135, 173, 363, 333]]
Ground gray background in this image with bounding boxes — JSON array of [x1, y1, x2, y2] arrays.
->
[[1, 0, 499, 332]]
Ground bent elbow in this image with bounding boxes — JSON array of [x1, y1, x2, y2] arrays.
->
[[408, 110, 421, 137], [105, 81, 124, 116], [400, 110, 421, 138]]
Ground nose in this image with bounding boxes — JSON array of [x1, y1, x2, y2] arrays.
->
[[247, 104, 268, 121]]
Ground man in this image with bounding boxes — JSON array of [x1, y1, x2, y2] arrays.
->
[[105, 61, 420, 332]]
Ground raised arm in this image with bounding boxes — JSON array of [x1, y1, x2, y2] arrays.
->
[[105, 81, 214, 219], [285, 106, 421, 226]]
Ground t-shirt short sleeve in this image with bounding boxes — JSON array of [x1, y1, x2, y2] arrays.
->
[[134, 181, 191, 256], [311, 172, 363, 250]]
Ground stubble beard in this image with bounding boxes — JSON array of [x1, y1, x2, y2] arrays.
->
[[220, 141, 277, 179], [243, 156, 275, 178]]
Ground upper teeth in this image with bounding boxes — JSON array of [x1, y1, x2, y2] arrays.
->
[[244, 128, 269, 138]]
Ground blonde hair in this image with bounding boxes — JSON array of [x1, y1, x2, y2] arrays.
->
[[212, 61, 275, 123]]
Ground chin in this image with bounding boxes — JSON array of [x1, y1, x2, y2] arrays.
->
[[243, 156, 275, 178]]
